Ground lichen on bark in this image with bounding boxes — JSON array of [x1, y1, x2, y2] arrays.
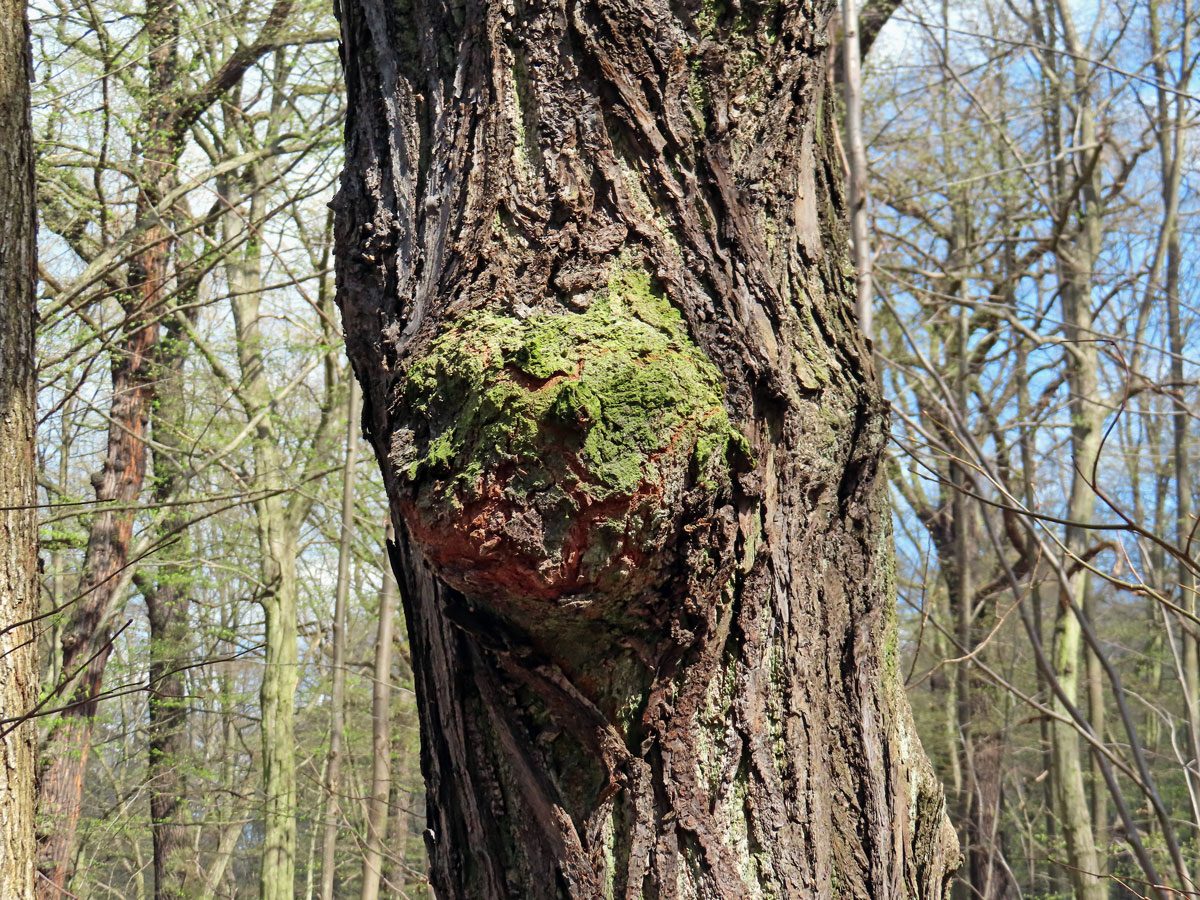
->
[[392, 262, 747, 634]]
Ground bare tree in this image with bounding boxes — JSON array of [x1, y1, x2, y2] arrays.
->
[[33, 2, 300, 892]]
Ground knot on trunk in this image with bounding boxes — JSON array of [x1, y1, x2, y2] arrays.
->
[[390, 267, 746, 633]]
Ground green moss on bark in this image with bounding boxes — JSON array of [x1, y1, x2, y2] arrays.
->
[[392, 265, 745, 609], [403, 268, 732, 496]]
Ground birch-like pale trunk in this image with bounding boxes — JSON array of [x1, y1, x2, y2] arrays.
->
[[842, 0, 872, 338], [320, 378, 360, 900], [360, 520, 397, 900], [222, 99, 342, 897], [226, 177, 302, 900]]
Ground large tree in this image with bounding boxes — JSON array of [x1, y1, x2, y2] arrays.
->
[[333, 1, 958, 897], [0, 0, 38, 895], [32, 0, 300, 891]]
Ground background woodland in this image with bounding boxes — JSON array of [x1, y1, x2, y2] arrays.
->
[[24, 0, 1199, 898]]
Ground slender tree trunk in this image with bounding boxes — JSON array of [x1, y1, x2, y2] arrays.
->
[[932, 617, 963, 801], [1043, 5, 1106, 897], [1151, 0, 1197, 821], [1048, 201, 1106, 900], [1018, 308, 1062, 900], [321, 379, 360, 900], [384, 681, 417, 900], [255, 471, 300, 900], [35, 0, 176, 879], [227, 223, 303, 900], [304, 757, 329, 900], [922, 181, 1007, 900], [223, 137, 342, 900], [143, 305, 195, 900], [950, 298, 973, 900], [0, 0, 39, 893], [334, 2, 958, 898], [842, 0, 872, 337], [361, 520, 397, 900], [35, 244, 162, 897], [47, 395, 75, 690]]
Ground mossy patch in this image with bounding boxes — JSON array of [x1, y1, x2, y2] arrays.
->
[[393, 266, 742, 609], [401, 268, 731, 499]]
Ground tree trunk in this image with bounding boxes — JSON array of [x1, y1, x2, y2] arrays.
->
[[222, 134, 344, 898], [35, 0, 175, 880], [361, 520, 398, 900], [1151, 0, 1197, 825], [334, 2, 959, 898], [227, 216, 302, 900], [35, 246, 162, 899], [321, 379, 360, 900], [384, 668, 419, 900], [1045, 6, 1107, 897], [143, 305, 195, 900], [841, 0, 872, 337], [0, 0, 38, 893]]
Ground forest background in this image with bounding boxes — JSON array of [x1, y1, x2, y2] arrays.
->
[[19, 0, 1199, 898]]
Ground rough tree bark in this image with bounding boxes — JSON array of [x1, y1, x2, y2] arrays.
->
[[0, 0, 38, 894], [334, 2, 959, 898]]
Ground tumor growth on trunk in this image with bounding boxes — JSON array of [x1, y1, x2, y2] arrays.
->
[[392, 261, 745, 644]]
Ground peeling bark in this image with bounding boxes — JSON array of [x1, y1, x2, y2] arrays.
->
[[334, 1, 959, 897], [36, 110, 169, 900], [35, 0, 178, 885]]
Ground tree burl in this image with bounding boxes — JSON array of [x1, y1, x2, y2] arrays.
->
[[393, 263, 748, 648]]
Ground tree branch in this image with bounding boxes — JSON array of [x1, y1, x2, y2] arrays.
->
[[167, 0, 296, 145]]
